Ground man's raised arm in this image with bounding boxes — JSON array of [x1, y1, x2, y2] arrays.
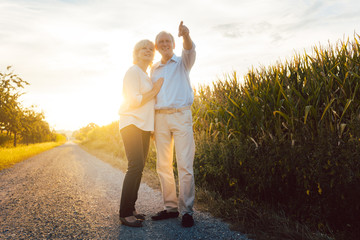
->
[[178, 21, 192, 50]]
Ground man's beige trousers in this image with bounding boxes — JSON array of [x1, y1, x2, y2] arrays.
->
[[154, 109, 195, 215]]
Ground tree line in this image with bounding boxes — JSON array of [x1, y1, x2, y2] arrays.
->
[[0, 66, 55, 147]]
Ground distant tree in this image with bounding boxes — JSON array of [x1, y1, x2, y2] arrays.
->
[[6, 102, 22, 147], [0, 66, 29, 146], [1, 66, 55, 147]]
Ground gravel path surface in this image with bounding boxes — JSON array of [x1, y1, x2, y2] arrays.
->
[[0, 142, 250, 239]]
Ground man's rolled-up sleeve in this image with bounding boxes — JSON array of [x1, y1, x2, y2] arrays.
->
[[182, 42, 196, 71]]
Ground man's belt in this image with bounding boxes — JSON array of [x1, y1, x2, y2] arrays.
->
[[155, 106, 191, 114]]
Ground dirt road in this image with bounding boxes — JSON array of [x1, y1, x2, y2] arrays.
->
[[0, 142, 249, 239]]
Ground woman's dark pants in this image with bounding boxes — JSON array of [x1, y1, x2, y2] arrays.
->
[[119, 124, 150, 218]]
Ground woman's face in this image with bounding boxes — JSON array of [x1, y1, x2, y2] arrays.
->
[[137, 43, 155, 63]]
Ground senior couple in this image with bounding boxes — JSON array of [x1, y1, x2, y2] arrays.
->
[[118, 21, 196, 228]]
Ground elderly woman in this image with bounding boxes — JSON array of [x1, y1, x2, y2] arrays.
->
[[118, 39, 163, 227]]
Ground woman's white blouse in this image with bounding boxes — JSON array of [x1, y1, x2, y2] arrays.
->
[[119, 65, 155, 131]]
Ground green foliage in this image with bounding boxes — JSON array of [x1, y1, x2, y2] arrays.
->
[[192, 34, 360, 236], [0, 66, 29, 138], [0, 133, 13, 147], [0, 66, 55, 147]]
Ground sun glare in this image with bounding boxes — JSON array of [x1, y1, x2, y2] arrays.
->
[[34, 72, 125, 132]]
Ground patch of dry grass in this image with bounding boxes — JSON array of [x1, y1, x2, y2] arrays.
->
[[0, 141, 65, 171]]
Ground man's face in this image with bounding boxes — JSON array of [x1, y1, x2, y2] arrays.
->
[[155, 33, 175, 59]]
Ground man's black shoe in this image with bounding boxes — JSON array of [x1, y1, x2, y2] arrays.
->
[[151, 210, 179, 221], [181, 213, 194, 227]]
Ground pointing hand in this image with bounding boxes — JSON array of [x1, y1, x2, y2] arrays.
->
[[178, 21, 189, 37]]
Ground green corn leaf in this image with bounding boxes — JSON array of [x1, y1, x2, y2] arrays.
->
[[227, 94, 240, 109], [340, 123, 347, 137], [352, 72, 360, 79], [225, 108, 237, 119], [304, 105, 312, 124], [339, 99, 352, 123], [273, 110, 290, 123], [351, 82, 359, 100], [320, 98, 335, 122]]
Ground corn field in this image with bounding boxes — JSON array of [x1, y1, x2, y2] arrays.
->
[[192, 34, 360, 234]]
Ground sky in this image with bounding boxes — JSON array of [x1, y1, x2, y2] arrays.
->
[[0, 0, 359, 131]]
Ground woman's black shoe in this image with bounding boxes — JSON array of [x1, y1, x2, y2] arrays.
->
[[134, 213, 146, 221], [120, 216, 143, 227]]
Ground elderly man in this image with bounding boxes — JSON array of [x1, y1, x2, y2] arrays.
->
[[150, 21, 196, 227]]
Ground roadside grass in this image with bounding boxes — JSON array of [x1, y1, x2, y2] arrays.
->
[[195, 188, 333, 240], [0, 141, 66, 171]]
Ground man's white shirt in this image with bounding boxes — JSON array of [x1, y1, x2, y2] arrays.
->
[[151, 43, 196, 109]]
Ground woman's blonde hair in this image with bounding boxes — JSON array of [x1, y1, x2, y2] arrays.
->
[[133, 39, 155, 64]]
